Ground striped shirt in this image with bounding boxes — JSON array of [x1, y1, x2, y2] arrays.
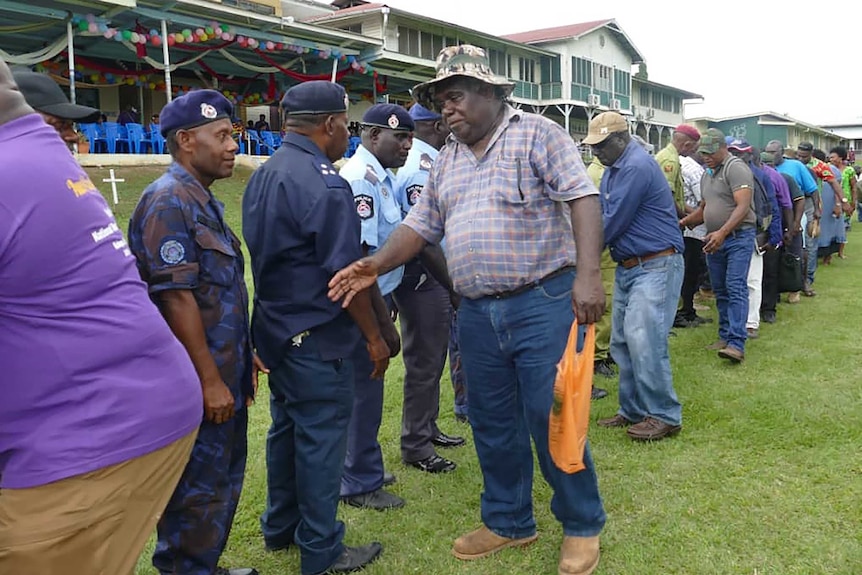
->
[[403, 106, 598, 299], [680, 155, 707, 240]]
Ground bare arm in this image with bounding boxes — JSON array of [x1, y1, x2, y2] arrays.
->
[[159, 289, 234, 424], [680, 202, 705, 228], [568, 194, 605, 324]]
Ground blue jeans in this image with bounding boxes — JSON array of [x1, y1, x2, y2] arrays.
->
[[610, 253, 684, 426], [261, 334, 354, 575], [706, 228, 755, 353], [457, 270, 606, 538]]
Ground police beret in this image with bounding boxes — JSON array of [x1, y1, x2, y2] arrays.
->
[[160, 89, 233, 137], [409, 103, 441, 122], [362, 103, 414, 132], [281, 81, 349, 115]]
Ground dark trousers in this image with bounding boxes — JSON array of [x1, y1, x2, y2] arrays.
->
[[679, 236, 706, 318], [393, 267, 451, 462], [760, 248, 780, 313], [154, 408, 247, 575], [260, 335, 354, 575], [341, 295, 393, 497]]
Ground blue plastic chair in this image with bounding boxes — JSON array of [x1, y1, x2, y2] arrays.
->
[[78, 123, 107, 153], [104, 123, 130, 154], [126, 123, 155, 154], [149, 125, 166, 154], [259, 130, 279, 155], [245, 130, 262, 155]]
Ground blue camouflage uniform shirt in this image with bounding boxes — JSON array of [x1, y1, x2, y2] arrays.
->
[[340, 144, 404, 296], [242, 132, 363, 365], [128, 162, 253, 407], [394, 137, 437, 219]]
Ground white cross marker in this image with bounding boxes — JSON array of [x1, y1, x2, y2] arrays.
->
[[102, 169, 125, 205]]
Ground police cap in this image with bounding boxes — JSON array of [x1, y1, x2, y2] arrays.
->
[[362, 103, 414, 132], [281, 81, 349, 116], [160, 89, 233, 137]]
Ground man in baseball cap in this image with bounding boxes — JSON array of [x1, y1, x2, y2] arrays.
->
[[12, 69, 100, 148]]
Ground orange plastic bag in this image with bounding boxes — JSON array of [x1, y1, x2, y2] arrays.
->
[[549, 321, 595, 473]]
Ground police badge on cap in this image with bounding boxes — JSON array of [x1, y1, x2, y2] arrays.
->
[[159, 89, 233, 136], [361, 104, 414, 132]]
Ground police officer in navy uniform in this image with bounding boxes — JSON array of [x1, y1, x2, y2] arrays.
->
[[127, 90, 265, 575], [242, 81, 389, 575], [338, 104, 410, 510], [393, 103, 465, 473]]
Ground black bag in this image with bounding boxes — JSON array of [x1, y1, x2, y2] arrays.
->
[[777, 249, 803, 293]]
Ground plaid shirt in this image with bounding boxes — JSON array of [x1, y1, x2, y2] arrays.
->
[[403, 106, 598, 299]]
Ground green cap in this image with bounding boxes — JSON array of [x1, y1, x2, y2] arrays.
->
[[697, 128, 726, 154], [760, 151, 775, 164]]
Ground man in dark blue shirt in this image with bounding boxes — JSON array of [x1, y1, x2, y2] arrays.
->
[[585, 112, 685, 442], [242, 81, 389, 575]]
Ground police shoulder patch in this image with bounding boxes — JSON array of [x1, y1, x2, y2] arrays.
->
[[355, 193, 374, 220], [406, 183, 423, 206], [159, 239, 186, 265], [364, 165, 379, 185], [419, 153, 433, 171]]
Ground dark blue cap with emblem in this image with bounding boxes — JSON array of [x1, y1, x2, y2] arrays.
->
[[281, 80, 349, 115], [409, 103, 441, 122], [362, 103, 414, 132], [159, 89, 233, 137]]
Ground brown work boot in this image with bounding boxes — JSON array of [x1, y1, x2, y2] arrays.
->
[[718, 346, 744, 363], [705, 339, 727, 350], [558, 535, 600, 575], [787, 291, 801, 304], [596, 414, 633, 428], [626, 417, 681, 441], [452, 525, 537, 560]]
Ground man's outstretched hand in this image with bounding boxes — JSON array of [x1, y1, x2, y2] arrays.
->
[[327, 258, 380, 307]]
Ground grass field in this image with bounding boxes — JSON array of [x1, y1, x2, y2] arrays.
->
[[83, 165, 862, 575]]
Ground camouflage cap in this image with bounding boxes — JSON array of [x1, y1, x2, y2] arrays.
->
[[697, 128, 726, 155], [412, 44, 515, 109]]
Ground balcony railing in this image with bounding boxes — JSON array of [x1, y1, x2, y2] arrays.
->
[[540, 82, 562, 99], [512, 80, 539, 100]]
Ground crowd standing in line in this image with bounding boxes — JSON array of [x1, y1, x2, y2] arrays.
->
[[2, 43, 857, 575]]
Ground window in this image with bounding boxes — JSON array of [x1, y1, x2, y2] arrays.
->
[[639, 87, 650, 106], [540, 56, 561, 83], [341, 24, 362, 34], [613, 69, 630, 96], [421, 32, 435, 60], [488, 49, 507, 76], [661, 93, 672, 111], [572, 57, 592, 86], [519, 57, 536, 83], [673, 97, 681, 114], [399, 27, 420, 57], [652, 91, 661, 109], [222, 0, 276, 15], [595, 64, 611, 92]]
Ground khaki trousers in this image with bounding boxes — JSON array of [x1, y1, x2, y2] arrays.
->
[[0, 431, 196, 575]]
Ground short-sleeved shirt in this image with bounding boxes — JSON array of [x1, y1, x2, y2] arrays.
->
[[1, 115, 201, 489], [763, 164, 792, 209], [395, 137, 438, 219], [128, 162, 253, 407], [403, 106, 598, 299], [601, 139, 684, 261], [655, 143, 685, 212], [840, 166, 855, 200], [242, 132, 362, 365], [700, 154, 756, 233], [680, 155, 707, 240], [340, 144, 404, 296], [776, 158, 818, 196]]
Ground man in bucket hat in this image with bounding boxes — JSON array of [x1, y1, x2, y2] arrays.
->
[[328, 44, 606, 575]]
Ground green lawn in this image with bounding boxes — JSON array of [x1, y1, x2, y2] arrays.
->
[[85, 165, 862, 575]]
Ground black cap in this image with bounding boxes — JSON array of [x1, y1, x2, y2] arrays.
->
[[159, 89, 233, 137], [797, 141, 814, 152], [281, 81, 349, 115], [12, 70, 100, 121], [361, 103, 414, 132]]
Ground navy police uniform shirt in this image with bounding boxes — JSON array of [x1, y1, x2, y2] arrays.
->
[[128, 162, 253, 406], [339, 144, 404, 296], [242, 132, 363, 366]]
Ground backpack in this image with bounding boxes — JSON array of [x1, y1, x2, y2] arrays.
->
[[750, 166, 772, 232]]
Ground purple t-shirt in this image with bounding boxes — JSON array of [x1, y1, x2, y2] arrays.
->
[[0, 114, 202, 489]]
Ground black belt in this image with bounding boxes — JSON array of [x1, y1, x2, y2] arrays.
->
[[490, 266, 575, 299]]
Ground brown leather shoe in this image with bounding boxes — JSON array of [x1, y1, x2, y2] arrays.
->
[[626, 417, 681, 441], [558, 535, 600, 575], [452, 526, 537, 560], [705, 339, 727, 350], [596, 414, 634, 428], [718, 346, 744, 363]]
